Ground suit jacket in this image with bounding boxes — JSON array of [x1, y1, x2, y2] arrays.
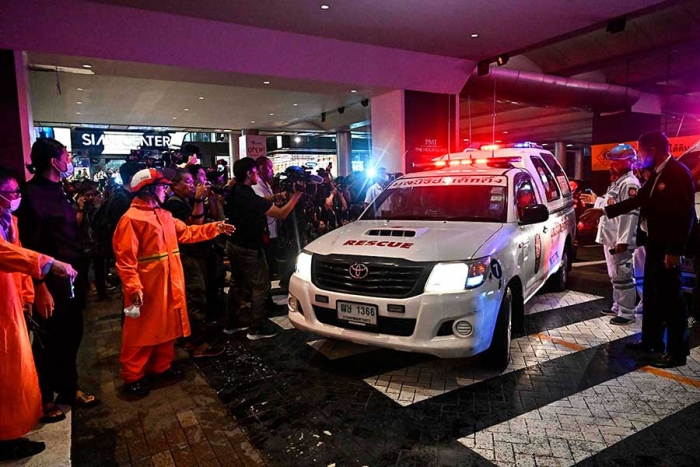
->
[[605, 156, 695, 256]]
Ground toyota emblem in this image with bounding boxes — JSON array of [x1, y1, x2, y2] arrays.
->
[[348, 263, 369, 280]]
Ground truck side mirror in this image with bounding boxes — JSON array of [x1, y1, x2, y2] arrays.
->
[[520, 204, 549, 225]]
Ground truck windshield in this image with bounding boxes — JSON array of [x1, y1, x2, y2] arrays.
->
[[361, 183, 507, 222]]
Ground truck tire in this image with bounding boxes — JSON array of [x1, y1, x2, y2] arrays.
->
[[486, 287, 512, 370], [550, 248, 569, 292]]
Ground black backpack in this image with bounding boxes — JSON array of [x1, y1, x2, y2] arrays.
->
[[94, 188, 132, 258]]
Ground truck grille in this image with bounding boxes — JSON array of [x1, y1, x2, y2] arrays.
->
[[311, 254, 433, 298], [312, 305, 417, 337]]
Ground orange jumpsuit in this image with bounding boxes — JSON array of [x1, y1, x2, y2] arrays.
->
[[113, 198, 219, 382], [0, 216, 52, 440]]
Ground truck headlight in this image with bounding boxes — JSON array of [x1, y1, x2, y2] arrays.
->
[[424, 257, 490, 293], [295, 251, 313, 282]]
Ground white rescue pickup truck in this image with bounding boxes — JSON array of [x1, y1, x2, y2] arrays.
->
[[288, 145, 576, 368]]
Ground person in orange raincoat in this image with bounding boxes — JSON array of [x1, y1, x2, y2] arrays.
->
[[112, 169, 234, 396], [0, 167, 77, 461]]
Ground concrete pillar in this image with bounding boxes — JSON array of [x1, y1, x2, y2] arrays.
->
[[336, 130, 352, 177], [228, 133, 239, 173], [370, 90, 405, 173], [371, 89, 458, 174], [0, 49, 34, 182], [573, 149, 584, 180], [554, 142, 567, 171]]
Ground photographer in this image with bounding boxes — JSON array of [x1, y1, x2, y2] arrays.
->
[[224, 158, 302, 340], [163, 169, 224, 358]]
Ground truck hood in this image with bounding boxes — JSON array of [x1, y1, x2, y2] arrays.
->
[[304, 220, 503, 262]]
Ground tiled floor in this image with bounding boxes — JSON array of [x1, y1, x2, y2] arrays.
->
[[10, 247, 700, 467]]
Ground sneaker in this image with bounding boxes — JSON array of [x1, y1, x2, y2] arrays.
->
[[610, 316, 634, 326], [601, 309, 617, 316], [246, 326, 277, 340], [223, 325, 250, 335]]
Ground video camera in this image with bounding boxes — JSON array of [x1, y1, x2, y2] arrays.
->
[[128, 149, 167, 169], [276, 166, 324, 193]]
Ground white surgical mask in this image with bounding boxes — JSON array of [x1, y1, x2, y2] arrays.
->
[[0, 193, 21, 213]]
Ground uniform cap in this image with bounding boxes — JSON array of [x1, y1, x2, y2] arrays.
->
[[129, 168, 171, 193], [605, 144, 637, 161]]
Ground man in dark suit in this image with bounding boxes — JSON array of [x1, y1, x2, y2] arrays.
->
[[582, 131, 695, 368]]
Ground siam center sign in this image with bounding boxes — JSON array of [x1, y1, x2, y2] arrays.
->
[[72, 129, 173, 156]]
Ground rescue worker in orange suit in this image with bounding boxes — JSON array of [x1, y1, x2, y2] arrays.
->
[[113, 169, 234, 396], [0, 166, 78, 461]]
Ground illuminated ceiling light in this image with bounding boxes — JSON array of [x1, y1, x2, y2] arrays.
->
[[199, 96, 204, 100], [350, 89, 358, 93], [471, 33, 479, 38], [76, 88, 83, 91], [294, 137, 301, 143], [251, 120, 256, 124], [172, 117, 177, 120], [503, 131, 509, 134], [76, 112, 81, 115], [495, 140, 502, 143], [320, 4, 330, 10], [76, 101, 82, 104], [293, 103, 298, 106], [184, 108, 189, 111], [269, 113, 274, 116], [566, 144, 573, 147], [463, 138, 469, 141], [82, 64, 92, 69], [263, 81, 271, 85]]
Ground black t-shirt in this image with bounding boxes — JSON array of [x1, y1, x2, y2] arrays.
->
[[225, 184, 272, 250], [163, 195, 202, 255]]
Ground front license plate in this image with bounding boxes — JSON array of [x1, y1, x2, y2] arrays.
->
[[337, 301, 378, 326]]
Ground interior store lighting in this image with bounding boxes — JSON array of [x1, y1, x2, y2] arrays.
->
[[350, 89, 358, 93], [82, 64, 92, 69], [199, 96, 204, 100], [320, 4, 330, 10], [77, 88, 83, 91], [263, 81, 271, 85], [471, 33, 479, 38]]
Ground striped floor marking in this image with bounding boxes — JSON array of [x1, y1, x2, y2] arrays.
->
[[364, 315, 640, 406], [525, 290, 603, 315], [458, 364, 700, 466], [6, 405, 73, 467]]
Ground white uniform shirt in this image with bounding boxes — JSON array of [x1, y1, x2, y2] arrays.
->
[[252, 179, 278, 239], [595, 171, 641, 248], [364, 182, 384, 205]]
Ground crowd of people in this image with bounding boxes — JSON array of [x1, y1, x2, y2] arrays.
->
[[0, 139, 393, 461]]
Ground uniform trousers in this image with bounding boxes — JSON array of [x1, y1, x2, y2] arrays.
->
[[120, 341, 175, 383], [633, 246, 645, 313], [604, 248, 636, 319], [642, 240, 689, 359]]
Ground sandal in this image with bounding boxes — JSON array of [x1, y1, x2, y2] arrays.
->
[[39, 403, 66, 424], [191, 342, 225, 358], [55, 389, 99, 408]]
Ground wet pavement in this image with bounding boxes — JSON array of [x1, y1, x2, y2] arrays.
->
[[8, 245, 700, 467]]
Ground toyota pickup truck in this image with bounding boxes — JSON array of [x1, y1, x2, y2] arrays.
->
[[288, 145, 575, 368]]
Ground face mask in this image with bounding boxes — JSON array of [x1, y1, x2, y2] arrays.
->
[[53, 159, 74, 179], [217, 165, 225, 172], [0, 194, 21, 213]]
